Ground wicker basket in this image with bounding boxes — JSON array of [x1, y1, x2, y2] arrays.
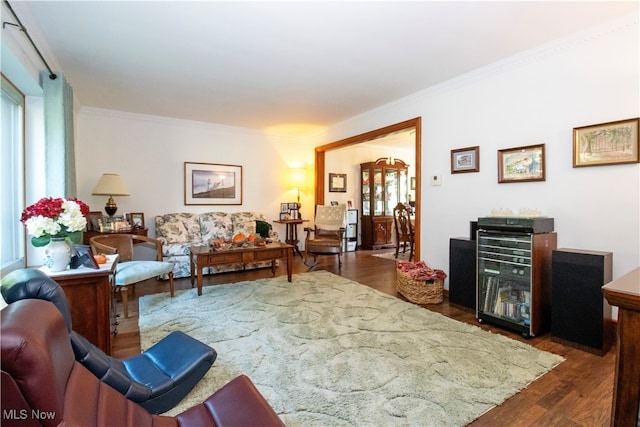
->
[[396, 270, 444, 304]]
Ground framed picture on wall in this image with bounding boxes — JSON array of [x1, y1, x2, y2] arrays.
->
[[184, 162, 242, 205], [451, 146, 480, 173], [329, 173, 347, 192], [498, 144, 545, 183], [573, 118, 639, 167]]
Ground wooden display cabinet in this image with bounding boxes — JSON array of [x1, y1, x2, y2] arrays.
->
[[360, 158, 409, 250]]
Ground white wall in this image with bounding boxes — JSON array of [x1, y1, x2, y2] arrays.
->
[[318, 14, 640, 285], [75, 108, 317, 241]]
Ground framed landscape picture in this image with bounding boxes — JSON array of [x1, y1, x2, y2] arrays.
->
[[573, 118, 639, 167], [498, 144, 545, 183], [451, 146, 479, 174], [184, 162, 242, 205]]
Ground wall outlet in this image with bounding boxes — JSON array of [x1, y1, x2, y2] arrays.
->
[[431, 175, 442, 186]]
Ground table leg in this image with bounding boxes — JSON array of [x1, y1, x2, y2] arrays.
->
[[286, 246, 293, 282], [189, 253, 195, 286], [288, 223, 303, 258]]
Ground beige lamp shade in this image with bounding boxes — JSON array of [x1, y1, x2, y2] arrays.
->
[[92, 174, 130, 216], [288, 168, 307, 189]]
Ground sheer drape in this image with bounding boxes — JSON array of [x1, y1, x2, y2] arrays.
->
[[41, 71, 76, 197]]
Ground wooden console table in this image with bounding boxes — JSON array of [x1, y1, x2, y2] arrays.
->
[[83, 228, 148, 245], [273, 219, 307, 258], [602, 267, 640, 426], [42, 255, 118, 355], [189, 242, 293, 296]]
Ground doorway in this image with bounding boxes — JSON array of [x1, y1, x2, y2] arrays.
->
[[313, 117, 421, 260]]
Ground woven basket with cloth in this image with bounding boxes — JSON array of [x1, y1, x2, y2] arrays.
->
[[396, 261, 447, 304]]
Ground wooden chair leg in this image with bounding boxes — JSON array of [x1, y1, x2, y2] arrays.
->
[[120, 286, 129, 318]]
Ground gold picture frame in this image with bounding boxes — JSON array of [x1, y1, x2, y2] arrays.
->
[[573, 118, 639, 167], [498, 144, 545, 183]]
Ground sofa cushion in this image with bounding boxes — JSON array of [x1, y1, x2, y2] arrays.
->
[[200, 212, 233, 243], [156, 213, 203, 244], [235, 221, 257, 237]]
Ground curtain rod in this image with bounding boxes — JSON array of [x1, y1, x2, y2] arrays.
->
[[2, 0, 57, 80]]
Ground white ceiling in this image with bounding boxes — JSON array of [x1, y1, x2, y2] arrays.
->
[[8, 1, 639, 134]]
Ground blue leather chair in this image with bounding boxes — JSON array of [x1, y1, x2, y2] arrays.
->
[[0, 268, 217, 414]]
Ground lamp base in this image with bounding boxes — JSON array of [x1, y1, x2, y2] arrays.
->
[[105, 196, 117, 217]]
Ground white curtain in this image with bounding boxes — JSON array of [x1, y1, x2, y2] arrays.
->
[[41, 71, 76, 197]]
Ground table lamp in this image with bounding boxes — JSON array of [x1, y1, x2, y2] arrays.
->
[[289, 167, 307, 218], [92, 173, 130, 216]]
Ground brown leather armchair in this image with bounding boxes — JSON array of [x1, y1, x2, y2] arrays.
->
[[1, 299, 285, 427]]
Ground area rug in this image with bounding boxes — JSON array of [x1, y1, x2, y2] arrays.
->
[[139, 271, 563, 426], [371, 251, 412, 261]]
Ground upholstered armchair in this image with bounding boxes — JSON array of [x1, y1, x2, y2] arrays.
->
[[0, 268, 216, 415], [304, 204, 347, 269], [90, 234, 175, 318]]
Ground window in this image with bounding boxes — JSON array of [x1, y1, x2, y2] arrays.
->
[[1, 74, 26, 274]]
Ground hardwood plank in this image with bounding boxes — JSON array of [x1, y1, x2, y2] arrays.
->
[[111, 249, 615, 424]]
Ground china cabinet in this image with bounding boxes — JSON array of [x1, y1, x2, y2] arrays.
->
[[360, 158, 409, 249]]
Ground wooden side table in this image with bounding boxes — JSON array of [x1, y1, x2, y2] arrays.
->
[[274, 219, 307, 258], [602, 267, 640, 426], [41, 255, 118, 355], [83, 228, 148, 245]]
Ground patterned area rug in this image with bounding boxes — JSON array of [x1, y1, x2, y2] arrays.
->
[[371, 250, 412, 261], [139, 271, 563, 426]]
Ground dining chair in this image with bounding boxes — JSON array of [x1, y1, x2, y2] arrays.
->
[[393, 202, 415, 261]]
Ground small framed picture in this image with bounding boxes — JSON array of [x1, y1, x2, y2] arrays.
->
[[70, 244, 99, 269], [87, 211, 103, 231], [451, 146, 480, 174], [279, 212, 288, 220], [280, 203, 288, 213], [498, 143, 545, 183], [126, 212, 145, 229], [329, 173, 347, 192], [288, 202, 298, 210], [289, 209, 299, 219], [573, 118, 639, 167]]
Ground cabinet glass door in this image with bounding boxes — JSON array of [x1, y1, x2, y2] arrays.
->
[[399, 170, 408, 204], [385, 169, 398, 215], [373, 168, 383, 216], [362, 170, 370, 216]]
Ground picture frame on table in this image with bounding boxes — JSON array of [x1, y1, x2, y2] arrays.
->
[[287, 202, 298, 210], [451, 146, 480, 174], [279, 212, 288, 220], [184, 162, 242, 205], [126, 212, 145, 229], [87, 211, 103, 231], [280, 203, 288, 213], [573, 118, 639, 167], [70, 244, 100, 270], [498, 143, 545, 183], [329, 173, 347, 192]]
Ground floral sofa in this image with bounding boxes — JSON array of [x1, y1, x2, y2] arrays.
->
[[155, 212, 279, 279]]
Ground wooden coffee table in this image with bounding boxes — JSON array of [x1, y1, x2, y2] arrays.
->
[[189, 242, 293, 295]]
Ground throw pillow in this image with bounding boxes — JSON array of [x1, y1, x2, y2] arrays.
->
[[255, 220, 272, 238]]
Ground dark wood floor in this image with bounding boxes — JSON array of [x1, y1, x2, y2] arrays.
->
[[112, 249, 616, 426]]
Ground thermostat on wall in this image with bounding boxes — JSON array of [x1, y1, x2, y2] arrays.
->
[[431, 175, 442, 186]]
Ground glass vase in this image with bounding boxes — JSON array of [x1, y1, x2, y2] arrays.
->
[[44, 237, 71, 272]]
